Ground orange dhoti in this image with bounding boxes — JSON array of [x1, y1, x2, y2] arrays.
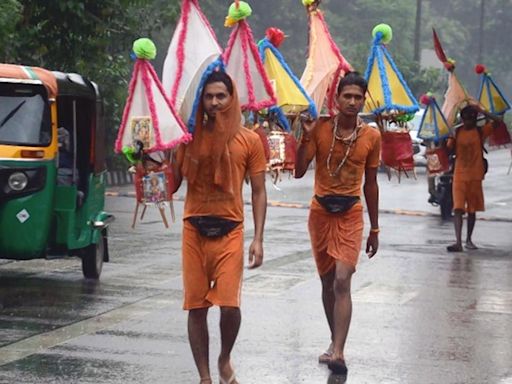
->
[[308, 199, 364, 276], [182, 220, 244, 310], [452, 180, 485, 213]]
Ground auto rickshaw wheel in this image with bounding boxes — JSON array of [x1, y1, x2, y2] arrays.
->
[[82, 231, 105, 279]]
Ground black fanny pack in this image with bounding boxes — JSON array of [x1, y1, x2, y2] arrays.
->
[[315, 195, 360, 214], [187, 216, 240, 238]]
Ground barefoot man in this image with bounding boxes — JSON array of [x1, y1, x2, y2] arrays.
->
[[173, 70, 267, 384]]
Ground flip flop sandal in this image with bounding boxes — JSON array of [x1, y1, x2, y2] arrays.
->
[[328, 359, 348, 375], [446, 244, 463, 252]]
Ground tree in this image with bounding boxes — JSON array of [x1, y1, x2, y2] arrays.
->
[[6, 0, 181, 166], [0, 0, 22, 62]]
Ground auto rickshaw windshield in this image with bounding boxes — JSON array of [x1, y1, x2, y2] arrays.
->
[[0, 82, 51, 146]]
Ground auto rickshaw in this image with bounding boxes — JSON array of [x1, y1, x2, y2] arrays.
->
[[0, 63, 114, 279]]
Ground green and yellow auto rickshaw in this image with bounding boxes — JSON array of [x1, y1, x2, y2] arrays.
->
[[0, 63, 113, 279]]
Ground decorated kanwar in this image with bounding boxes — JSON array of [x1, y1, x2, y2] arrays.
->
[[258, 27, 318, 182], [115, 38, 191, 228], [300, 0, 352, 116], [363, 23, 419, 179]]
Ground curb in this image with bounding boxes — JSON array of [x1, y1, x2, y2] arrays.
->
[[105, 191, 512, 223]]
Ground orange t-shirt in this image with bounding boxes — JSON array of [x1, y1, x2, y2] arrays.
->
[[177, 127, 266, 222], [304, 119, 381, 197], [448, 123, 492, 182]]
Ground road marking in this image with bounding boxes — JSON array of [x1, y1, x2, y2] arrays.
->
[[105, 191, 512, 222], [0, 292, 180, 367], [244, 273, 310, 296], [353, 283, 418, 305], [474, 290, 512, 315]]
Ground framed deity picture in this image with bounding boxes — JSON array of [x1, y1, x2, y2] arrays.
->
[[143, 172, 167, 204], [267, 131, 286, 167], [130, 116, 154, 150]]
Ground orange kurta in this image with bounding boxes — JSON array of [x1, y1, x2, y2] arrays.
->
[[450, 123, 492, 182], [447, 123, 492, 213], [178, 127, 267, 222], [304, 119, 381, 197], [304, 119, 381, 275]]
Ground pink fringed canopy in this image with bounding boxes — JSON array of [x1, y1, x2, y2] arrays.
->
[[162, 0, 222, 122], [223, 19, 277, 111], [115, 59, 191, 154]]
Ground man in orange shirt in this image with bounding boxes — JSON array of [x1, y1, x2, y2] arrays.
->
[[446, 104, 500, 252], [295, 72, 381, 375], [173, 71, 267, 384]]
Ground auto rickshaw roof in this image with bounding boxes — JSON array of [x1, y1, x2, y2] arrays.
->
[[52, 71, 99, 100], [0, 63, 58, 98], [0, 64, 99, 101]]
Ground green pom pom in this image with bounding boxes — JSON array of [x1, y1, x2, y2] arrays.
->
[[133, 38, 157, 60], [302, 0, 316, 5], [228, 1, 252, 21], [122, 146, 137, 164], [396, 113, 415, 123], [372, 24, 393, 44]]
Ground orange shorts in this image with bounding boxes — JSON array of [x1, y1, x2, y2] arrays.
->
[[182, 220, 244, 310], [452, 180, 484, 213], [308, 199, 364, 276]]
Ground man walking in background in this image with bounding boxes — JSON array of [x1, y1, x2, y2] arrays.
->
[[446, 103, 500, 252]]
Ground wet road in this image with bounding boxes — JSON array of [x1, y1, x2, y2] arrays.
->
[[0, 149, 511, 383]]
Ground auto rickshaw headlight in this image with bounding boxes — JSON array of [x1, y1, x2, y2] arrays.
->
[[8, 172, 29, 191]]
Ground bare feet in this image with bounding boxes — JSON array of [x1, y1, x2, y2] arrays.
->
[[447, 243, 463, 252], [465, 241, 478, 250], [319, 343, 334, 364], [200, 378, 212, 384], [218, 358, 238, 384]]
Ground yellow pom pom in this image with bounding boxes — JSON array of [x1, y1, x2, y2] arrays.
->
[[224, 15, 237, 27]]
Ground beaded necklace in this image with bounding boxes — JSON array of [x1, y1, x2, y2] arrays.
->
[[326, 115, 361, 177]]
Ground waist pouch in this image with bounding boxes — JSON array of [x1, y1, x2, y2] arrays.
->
[[187, 216, 240, 238], [315, 195, 360, 214]]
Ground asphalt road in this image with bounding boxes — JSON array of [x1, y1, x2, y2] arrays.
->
[[0, 148, 511, 383]]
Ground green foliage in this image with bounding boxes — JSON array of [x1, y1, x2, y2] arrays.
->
[[4, 0, 181, 168], [0, 0, 22, 61]]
